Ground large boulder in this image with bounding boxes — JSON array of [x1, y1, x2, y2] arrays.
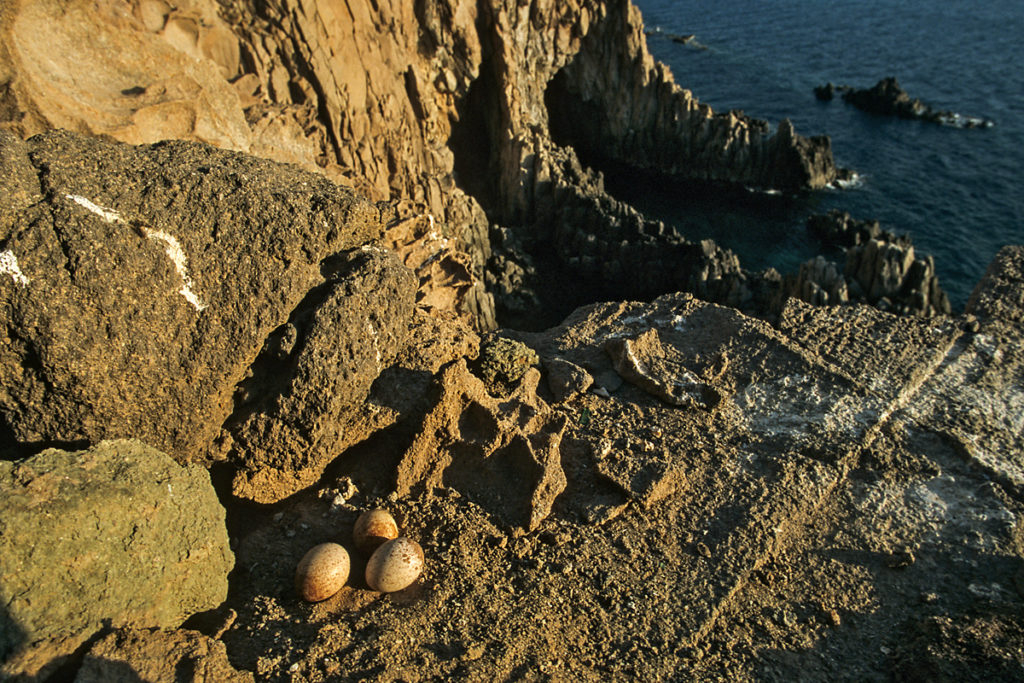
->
[[0, 129, 383, 464], [226, 246, 417, 503], [0, 440, 233, 669]]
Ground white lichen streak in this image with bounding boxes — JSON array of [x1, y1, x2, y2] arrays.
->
[[141, 228, 207, 311], [67, 193, 124, 223], [366, 320, 382, 371], [1, 250, 30, 287], [65, 194, 207, 312]]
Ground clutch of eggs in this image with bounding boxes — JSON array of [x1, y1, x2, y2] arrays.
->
[[294, 509, 424, 601]]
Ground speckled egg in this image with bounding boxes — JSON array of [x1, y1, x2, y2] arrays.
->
[[295, 543, 350, 602], [352, 508, 399, 555], [365, 537, 424, 593]]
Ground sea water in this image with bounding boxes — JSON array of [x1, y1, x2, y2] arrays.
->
[[621, 0, 1024, 310]]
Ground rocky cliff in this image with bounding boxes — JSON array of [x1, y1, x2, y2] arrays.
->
[[0, 0, 847, 330]]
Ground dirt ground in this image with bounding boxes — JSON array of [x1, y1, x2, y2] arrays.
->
[[212, 294, 1024, 682]]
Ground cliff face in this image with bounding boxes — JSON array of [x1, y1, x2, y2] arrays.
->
[[544, 2, 836, 191], [0, 0, 840, 328]]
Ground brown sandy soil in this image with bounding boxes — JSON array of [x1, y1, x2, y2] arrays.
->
[[215, 294, 1024, 681]]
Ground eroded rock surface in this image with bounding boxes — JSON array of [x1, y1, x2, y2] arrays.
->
[[0, 440, 233, 672], [226, 247, 417, 504], [394, 360, 567, 533], [215, 252, 1023, 679]]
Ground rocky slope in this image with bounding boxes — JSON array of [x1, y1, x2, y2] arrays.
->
[[1, 130, 1021, 682]]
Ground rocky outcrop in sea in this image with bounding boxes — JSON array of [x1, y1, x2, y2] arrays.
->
[[815, 77, 995, 128], [780, 210, 952, 317]]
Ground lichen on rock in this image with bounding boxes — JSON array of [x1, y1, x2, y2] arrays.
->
[[474, 335, 541, 390], [0, 440, 233, 672]]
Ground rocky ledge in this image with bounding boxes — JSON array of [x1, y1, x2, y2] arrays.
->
[[815, 77, 995, 129], [2, 130, 1023, 681]]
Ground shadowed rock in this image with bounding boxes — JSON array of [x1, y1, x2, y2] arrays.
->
[[394, 360, 567, 533], [75, 628, 253, 683]]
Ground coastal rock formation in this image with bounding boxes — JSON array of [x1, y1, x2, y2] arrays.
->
[[816, 77, 994, 128], [2, 1, 1022, 679], [782, 210, 951, 316], [548, 10, 837, 192], [220, 254, 1023, 679], [480, 138, 769, 328], [845, 238, 949, 315], [808, 208, 903, 247], [0, 440, 233, 674], [0, 0, 842, 329]]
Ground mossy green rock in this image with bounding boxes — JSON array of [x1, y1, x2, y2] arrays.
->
[[477, 336, 540, 389], [0, 440, 234, 659]]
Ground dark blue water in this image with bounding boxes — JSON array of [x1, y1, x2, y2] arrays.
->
[[624, 0, 1024, 310]]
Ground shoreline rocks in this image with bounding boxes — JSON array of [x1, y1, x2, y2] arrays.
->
[[816, 77, 995, 128], [780, 210, 951, 317]]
